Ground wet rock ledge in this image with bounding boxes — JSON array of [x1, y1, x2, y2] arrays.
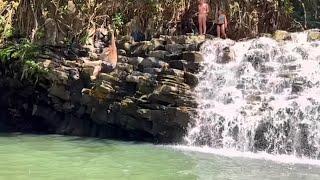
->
[[0, 35, 206, 143]]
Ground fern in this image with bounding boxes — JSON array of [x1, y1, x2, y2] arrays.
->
[[0, 40, 48, 84]]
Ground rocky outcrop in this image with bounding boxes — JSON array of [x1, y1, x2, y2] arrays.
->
[[0, 35, 204, 143], [273, 30, 292, 41], [307, 29, 320, 42]]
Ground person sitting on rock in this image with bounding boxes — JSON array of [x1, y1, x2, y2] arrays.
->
[[198, 0, 210, 35], [216, 9, 228, 38]]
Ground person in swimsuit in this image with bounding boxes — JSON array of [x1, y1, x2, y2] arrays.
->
[[90, 27, 118, 80], [198, 0, 209, 35], [216, 9, 228, 38]]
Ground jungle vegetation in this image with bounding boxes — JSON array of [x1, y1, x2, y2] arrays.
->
[[0, 0, 319, 44]]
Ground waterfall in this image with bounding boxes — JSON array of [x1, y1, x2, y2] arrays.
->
[[185, 33, 320, 159]]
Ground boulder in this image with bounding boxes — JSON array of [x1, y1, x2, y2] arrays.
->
[[122, 42, 132, 52], [259, 33, 272, 38], [168, 60, 188, 71], [139, 57, 168, 69], [91, 82, 115, 100], [151, 107, 195, 142], [118, 56, 130, 63], [168, 60, 200, 73], [136, 109, 153, 119], [182, 51, 204, 62], [217, 46, 235, 64], [307, 29, 320, 42], [126, 71, 153, 84], [137, 80, 157, 94], [162, 68, 185, 77], [158, 84, 179, 94], [293, 47, 308, 59], [125, 72, 157, 94], [143, 68, 162, 74], [90, 106, 112, 124], [292, 81, 305, 93], [127, 57, 144, 66], [41, 59, 57, 69], [273, 30, 291, 41], [166, 35, 205, 44], [48, 84, 71, 101], [148, 92, 176, 105], [148, 50, 170, 60], [120, 98, 136, 112], [80, 92, 93, 106], [120, 115, 152, 133], [165, 53, 183, 61], [118, 49, 127, 56], [116, 63, 134, 73], [165, 44, 184, 54], [175, 95, 197, 107], [184, 43, 199, 51], [130, 41, 151, 56], [99, 73, 120, 83], [150, 38, 166, 51], [158, 74, 185, 84], [184, 72, 198, 88], [48, 69, 69, 84]]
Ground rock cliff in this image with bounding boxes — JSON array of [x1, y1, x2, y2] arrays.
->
[[0, 35, 206, 143]]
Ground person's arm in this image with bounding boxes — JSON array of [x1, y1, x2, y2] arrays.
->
[[224, 15, 228, 29], [206, 4, 210, 14], [111, 30, 116, 48]]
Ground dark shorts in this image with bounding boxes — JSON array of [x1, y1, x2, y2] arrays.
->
[[101, 62, 116, 73]]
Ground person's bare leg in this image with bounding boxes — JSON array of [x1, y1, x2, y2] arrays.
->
[[198, 16, 203, 35], [221, 24, 226, 39], [203, 15, 207, 35], [91, 65, 101, 81], [217, 25, 221, 38]]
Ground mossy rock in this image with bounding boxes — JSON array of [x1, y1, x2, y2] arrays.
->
[[273, 30, 291, 41], [307, 29, 320, 42]]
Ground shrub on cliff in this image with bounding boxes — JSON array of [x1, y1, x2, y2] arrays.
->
[[0, 39, 48, 84]]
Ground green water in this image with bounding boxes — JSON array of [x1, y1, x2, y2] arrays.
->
[[0, 134, 320, 180]]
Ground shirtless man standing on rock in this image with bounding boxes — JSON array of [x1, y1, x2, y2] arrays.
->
[[198, 0, 210, 35], [84, 25, 118, 80]]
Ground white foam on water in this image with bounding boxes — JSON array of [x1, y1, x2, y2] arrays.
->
[[184, 33, 320, 161], [170, 145, 320, 167]]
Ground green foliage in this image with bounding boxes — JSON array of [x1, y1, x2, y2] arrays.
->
[[0, 16, 4, 32], [11, 40, 39, 60], [0, 16, 14, 40], [112, 13, 125, 32], [0, 44, 16, 62], [79, 32, 89, 45], [0, 40, 48, 84], [3, 27, 14, 39], [21, 60, 48, 84], [283, 0, 294, 15], [35, 29, 45, 40], [1, 0, 319, 41]]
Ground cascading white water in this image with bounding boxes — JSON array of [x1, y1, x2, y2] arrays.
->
[[185, 32, 320, 159]]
